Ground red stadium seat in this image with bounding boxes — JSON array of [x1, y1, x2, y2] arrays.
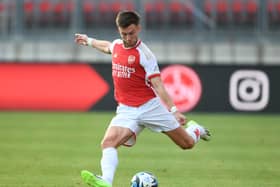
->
[[39, 0, 52, 27], [65, 1, 74, 26], [216, 0, 229, 26], [24, 0, 35, 28], [276, 1, 280, 16], [204, 0, 229, 27], [83, 0, 94, 13], [154, 0, 165, 24], [154, 1, 165, 14], [169, 0, 183, 26], [232, 0, 245, 25], [24, 0, 34, 13], [184, 3, 193, 25], [204, 0, 214, 18], [145, 1, 165, 28], [98, 1, 111, 27], [0, 1, 15, 31], [267, 0, 274, 16], [124, 0, 134, 11], [246, 0, 258, 14], [111, 1, 123, 25], [53, 0, 73, 27], [112, 1, 122, 13], [110, 0, 135, 20], [83, 0, 95, 28], [267, 0, 276, 26], [39, 0, 51, 15], [245, 0, 258, 25], [275, 1, 280, 27], [168, 0, 193, 27], [95, 0, 135, 28], [53, 1, 65, 26], [0, 2, 4, 12]]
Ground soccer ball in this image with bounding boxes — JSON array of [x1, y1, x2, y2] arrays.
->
[[130, 171, 158, 187]]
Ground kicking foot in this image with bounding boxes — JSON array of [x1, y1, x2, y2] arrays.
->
[[187, 120, 211, 141], [81, 170, 112, 187]]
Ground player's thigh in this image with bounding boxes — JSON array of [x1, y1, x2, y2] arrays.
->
[[164, 126, 194, 149], [101, 126, 135, 148], [140, 98, 180, 132]]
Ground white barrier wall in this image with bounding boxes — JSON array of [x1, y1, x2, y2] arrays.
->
[[1, 41, 280, 65]]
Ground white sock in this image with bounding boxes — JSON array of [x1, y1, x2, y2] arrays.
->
[[186, 125, 201, 143], [101, 147, 118, 185]]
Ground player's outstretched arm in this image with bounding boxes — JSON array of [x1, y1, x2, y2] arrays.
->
[[150, 76, 186, 125], [74, 33, 112, 54]]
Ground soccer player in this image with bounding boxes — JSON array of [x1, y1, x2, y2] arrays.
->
[[74, 10, 211, 187]]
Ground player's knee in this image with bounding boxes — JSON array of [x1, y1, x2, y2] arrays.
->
[[101, 137, 117, 149]]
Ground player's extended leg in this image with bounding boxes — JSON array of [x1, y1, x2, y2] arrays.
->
[[164, 120, 211, 149], [81, 126, 134, 187], [100, 126, 134, 184]]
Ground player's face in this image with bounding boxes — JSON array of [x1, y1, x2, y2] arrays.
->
[[118, 24, 141, 48]]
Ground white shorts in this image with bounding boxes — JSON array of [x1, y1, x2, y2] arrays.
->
[[109, 97, 180, 146]]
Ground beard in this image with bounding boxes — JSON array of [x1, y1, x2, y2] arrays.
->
[[123, 39, 138, 48]]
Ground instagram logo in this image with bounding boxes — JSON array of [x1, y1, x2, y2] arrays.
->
[[229, 70, 269, 111]]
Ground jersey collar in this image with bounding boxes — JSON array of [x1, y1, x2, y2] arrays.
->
[[122, 40, 141, 49]]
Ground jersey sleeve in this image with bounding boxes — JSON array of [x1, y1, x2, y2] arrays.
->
[[138, 42, 160, 80], [109, 39, 122, 54]]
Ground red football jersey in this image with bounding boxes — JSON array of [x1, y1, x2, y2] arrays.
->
[[109, 39, 160, 106]]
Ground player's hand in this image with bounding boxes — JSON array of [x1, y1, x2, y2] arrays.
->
[[74, 33, 88, 46], [173, 112, 186, 126]]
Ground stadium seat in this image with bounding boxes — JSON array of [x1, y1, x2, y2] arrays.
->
[[0, 1, 14, 32], [0, 1, 5, 19], [169, 0, 183, 26], [83, 0, 95, 28], [111, 1, 122, 20], [53, 0, 73, 28], [245, 0, 258, 25], [0, 2, 4, 12], [109, 0, 135, 24], [267, 0, 276, 27], [184, 2, 193, 26], [0, 2, 5, 29], [168, 0, 193, 27], [39, 0, 52, 27], [232, 0, 245, 25], [98, 1, 111, 27], [274, 0, 280, 28], [204, 0, 214, 18], [145, 1, 165, 28], [154, 0, 166, 27], [111, 0, 135, 18], [204, 0, 230, 27], [24, 0, 35, 28], [89, 0, 135, 28], [123, 0, 134, 11], [216, 0, 229, 26], [276, 1, 280, 18], [144, 2, 153, 27], [53, 1, 64, 26]]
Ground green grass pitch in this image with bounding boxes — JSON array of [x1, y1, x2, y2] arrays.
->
[[0, 112, 279, 187]]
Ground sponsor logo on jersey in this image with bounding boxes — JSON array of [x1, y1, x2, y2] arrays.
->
[[112, 62, 136, 78]]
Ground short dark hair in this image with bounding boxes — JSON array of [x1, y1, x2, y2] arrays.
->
[[115, 10, 140, 28]]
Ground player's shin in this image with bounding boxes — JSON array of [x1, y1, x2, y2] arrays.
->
[[100, 147, 118, 185]]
